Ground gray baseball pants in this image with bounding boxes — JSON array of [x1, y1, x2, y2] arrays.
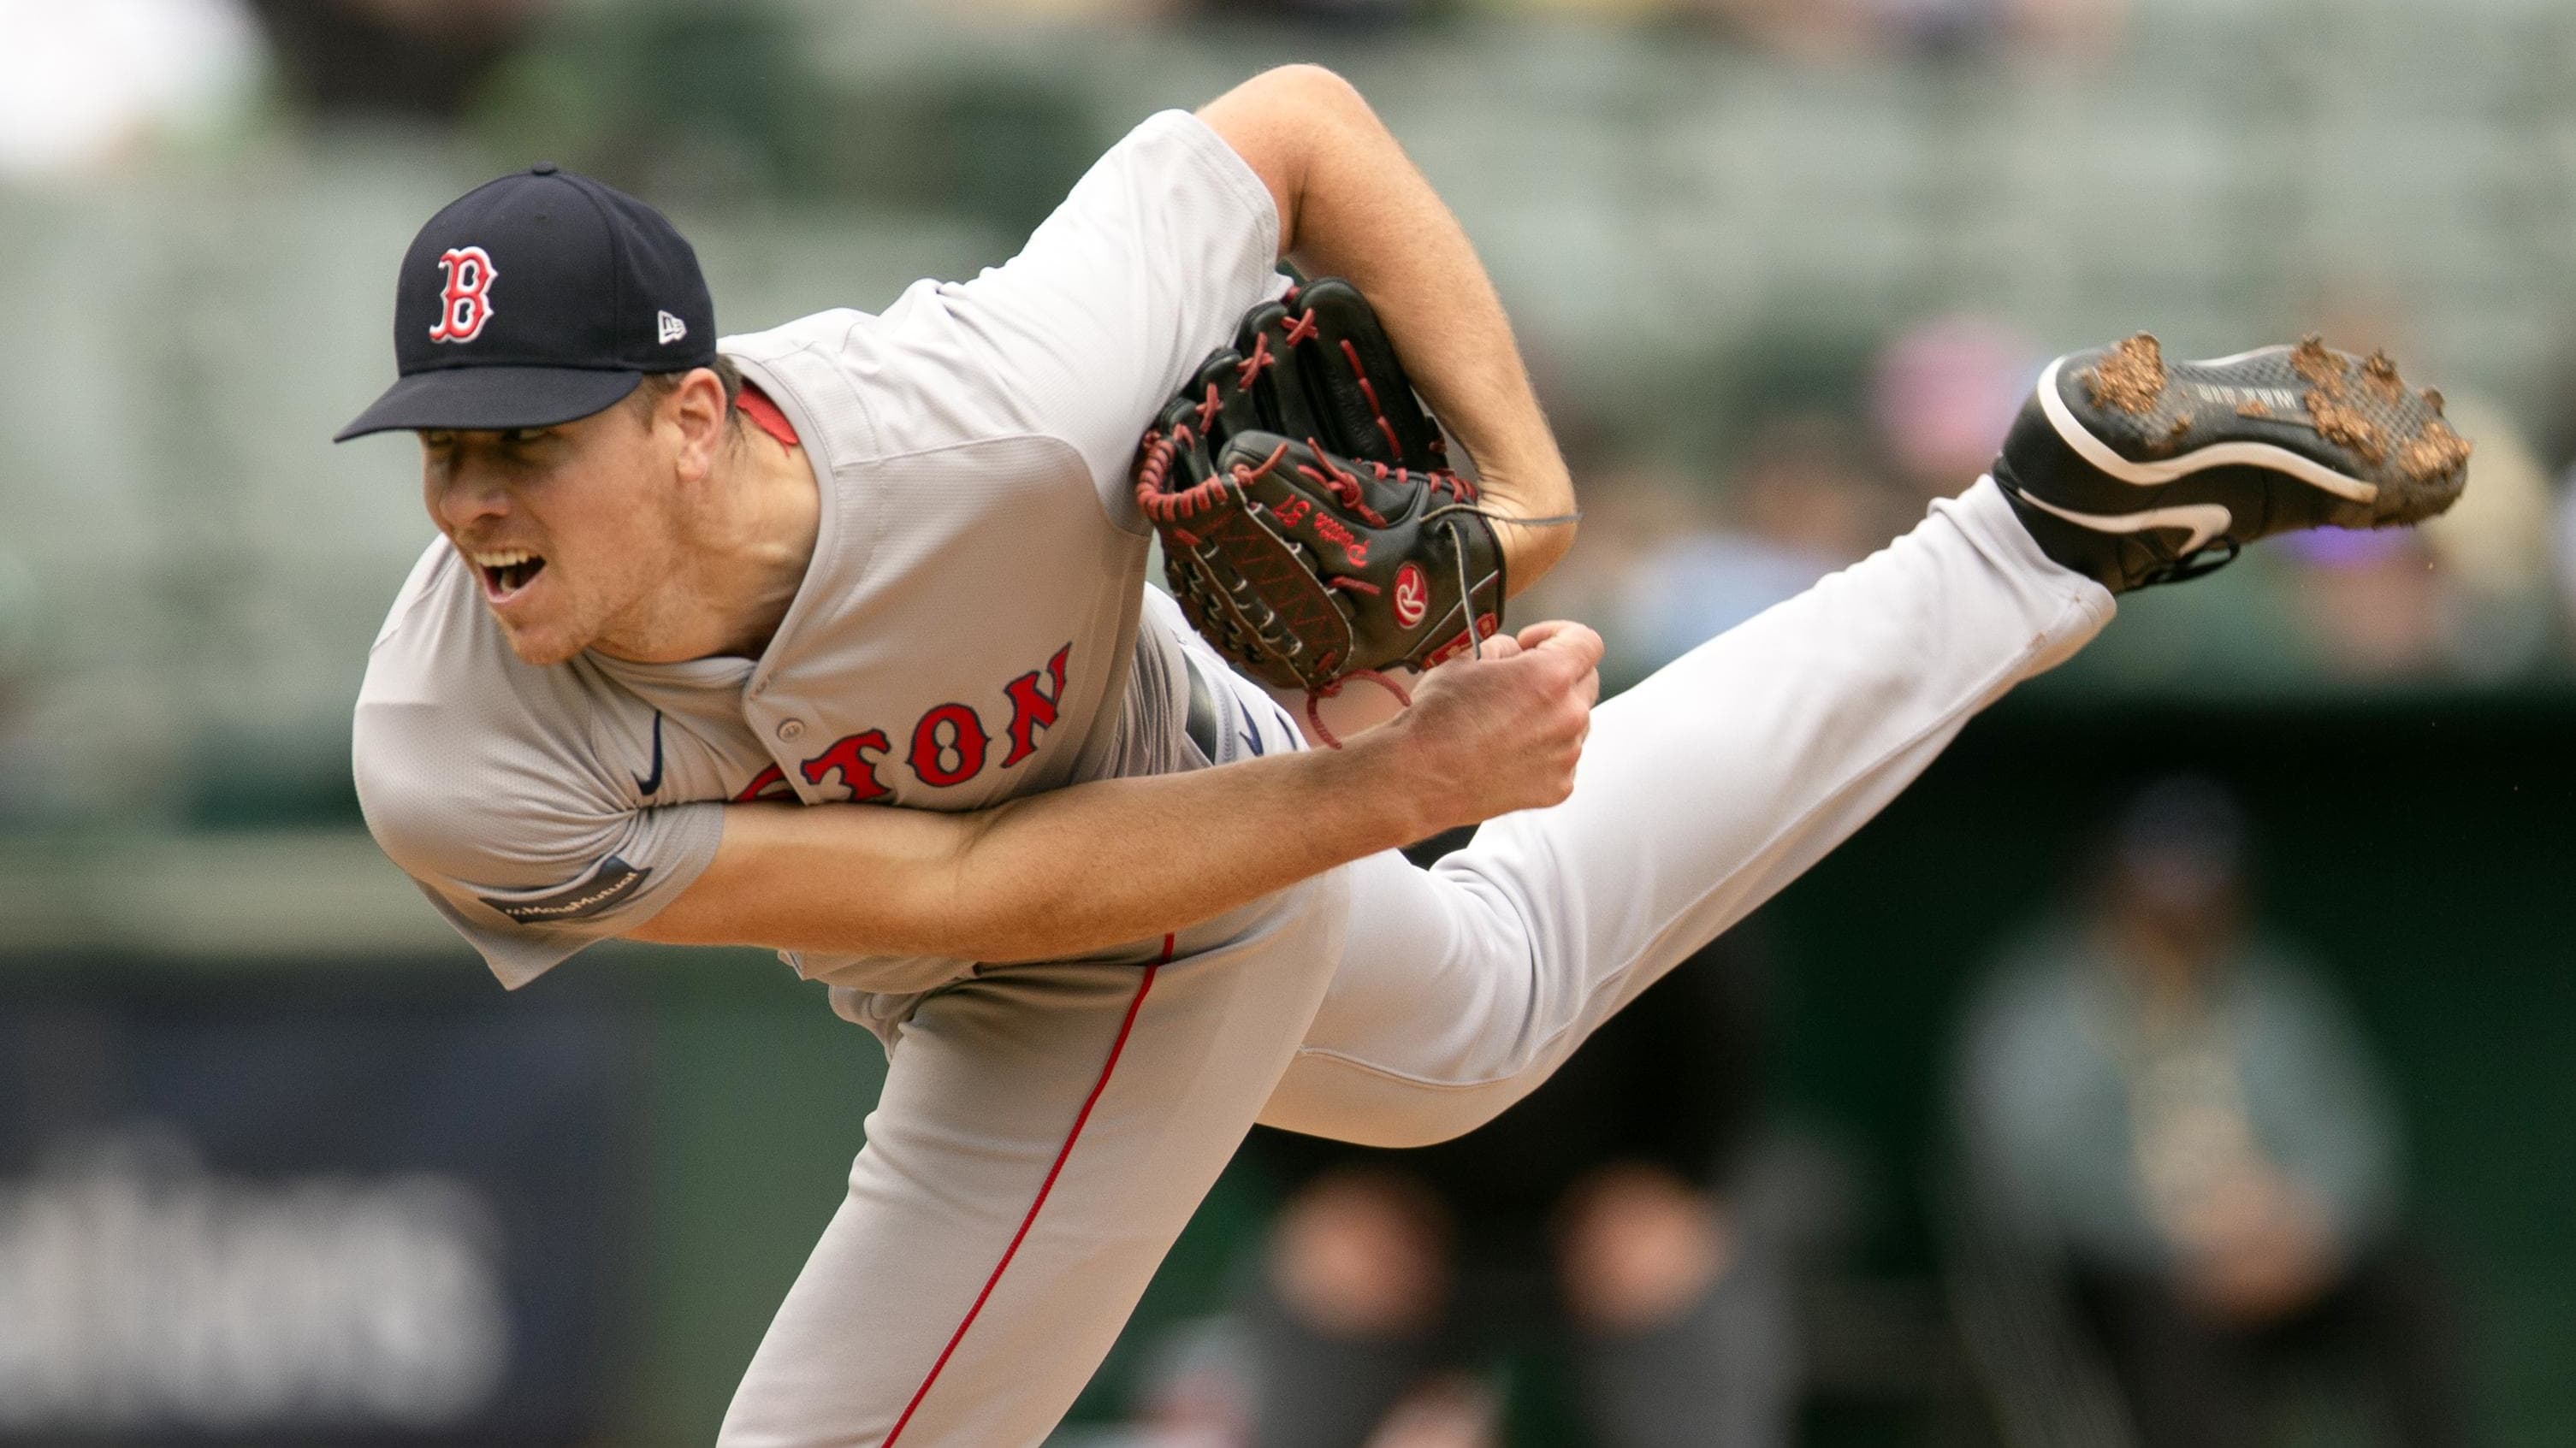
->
[[714, 478, 2114, 1448]]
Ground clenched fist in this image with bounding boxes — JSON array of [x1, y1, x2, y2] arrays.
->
[[1367, 620, 1602, 834]]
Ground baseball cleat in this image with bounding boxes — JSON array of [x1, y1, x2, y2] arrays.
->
[[1992, 334, 2472, 593]]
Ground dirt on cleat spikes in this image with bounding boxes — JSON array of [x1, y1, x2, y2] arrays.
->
[[2085, 334, 2167, 415], [2397, 418, 2472, 485], [2290, 335, 2346, 397], [2235, 397, 2272, 418], [2305, 392, 2385, 466], [2362, 349, 2406, 403]]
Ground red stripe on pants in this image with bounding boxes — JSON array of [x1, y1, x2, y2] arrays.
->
[[879, 936, 1175, 1445]]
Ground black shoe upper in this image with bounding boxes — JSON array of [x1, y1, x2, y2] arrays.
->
[[1992, 334, 2470, 593]]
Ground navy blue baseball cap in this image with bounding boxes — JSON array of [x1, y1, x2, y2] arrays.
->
[[335, 163, 718, 441]]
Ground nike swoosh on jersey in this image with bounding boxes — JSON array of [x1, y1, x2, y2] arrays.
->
[[2015, 493, 2236, 556], [633, 711, 666, 795], [1235, 698, 1266, 758]]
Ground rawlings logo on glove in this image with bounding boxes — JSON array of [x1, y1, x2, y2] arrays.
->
[[1133, 278, 1505, 697]]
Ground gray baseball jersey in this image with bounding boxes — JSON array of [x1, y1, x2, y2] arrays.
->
[[354, 110, 1288, 997]]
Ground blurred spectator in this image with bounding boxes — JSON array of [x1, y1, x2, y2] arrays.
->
[[1238, 860, 1788, 1448], [2267, 289, 2555, 680], [1504, 457, 1708, 689], [2417, 394, 2554, 679], [2280, 528, 2450, 680], [2415, 395, 2545, 600], [0, 0, 265, 180], [247, 0, 553, 122], [1868, 315, 2040, 507], [1514, 414, 1903, 690], [1617, 417, 1898, 671], [2274, 388, 2554, 683], [1952, 778, 2475, 1448]]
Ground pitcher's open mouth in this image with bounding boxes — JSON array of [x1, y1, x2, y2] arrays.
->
[[469, 548, 548, 601]]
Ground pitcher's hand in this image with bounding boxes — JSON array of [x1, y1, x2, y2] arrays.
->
[[1364, 621, 1602, 835]]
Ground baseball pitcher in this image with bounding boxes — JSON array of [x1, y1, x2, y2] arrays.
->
[[337, 68, 2466, 1447]]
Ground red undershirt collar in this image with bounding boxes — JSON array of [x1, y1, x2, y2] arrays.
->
[[738, 381, 800, 450]]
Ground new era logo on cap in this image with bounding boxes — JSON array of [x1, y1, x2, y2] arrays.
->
[[335, 161, 720, 441]]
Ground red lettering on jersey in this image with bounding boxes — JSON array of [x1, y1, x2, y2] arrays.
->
[[909, 704, 990, 788], [733, 762, 795, 802], [427, 246, 498, 344], [999, 643, 1071, 769], [801, 730, 892, 801]]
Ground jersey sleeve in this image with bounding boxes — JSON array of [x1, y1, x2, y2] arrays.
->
[[356, 694, 724, 987], [352, 559, 725, 988], [927, 109, 1285, 510]]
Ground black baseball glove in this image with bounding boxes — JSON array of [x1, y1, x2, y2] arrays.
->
[[1133, 278, 1505, 694]]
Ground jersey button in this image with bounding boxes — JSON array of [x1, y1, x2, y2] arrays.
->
[[776, 718, 806, 742]]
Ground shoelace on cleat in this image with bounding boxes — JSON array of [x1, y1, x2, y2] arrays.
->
[[2135, 537, 2241, 589]]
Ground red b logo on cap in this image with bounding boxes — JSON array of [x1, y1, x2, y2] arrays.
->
[[427, 246, 497, 344]]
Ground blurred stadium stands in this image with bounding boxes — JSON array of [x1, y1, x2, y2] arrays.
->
[[3, 2, 2574, 1444], [5, 0, 2576, 829]]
